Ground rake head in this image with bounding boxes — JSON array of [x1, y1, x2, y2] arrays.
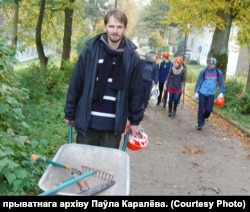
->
[[81, 166, 114, 182]]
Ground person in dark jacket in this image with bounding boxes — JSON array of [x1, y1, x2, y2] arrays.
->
[[194, 57, 225, 130], [166, 56, 186, 117], [156, 52, 172, 107], [141, 52, 159, 110], [64, 9, 144, 149]]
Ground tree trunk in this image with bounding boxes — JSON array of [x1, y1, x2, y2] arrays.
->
[[246, 58, 250, 93], [208, 11, 233, 80], [60, 0, 75, 70], [36, 0, 48, 67], [12, 3, 19, 46]]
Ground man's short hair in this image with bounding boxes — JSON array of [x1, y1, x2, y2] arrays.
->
[[104, 9, 128, 27]]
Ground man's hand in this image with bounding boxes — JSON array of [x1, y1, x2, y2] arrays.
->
[[64, 119, 75, 125], [130, 125, 140, 135], [218, 93, 224, 98]]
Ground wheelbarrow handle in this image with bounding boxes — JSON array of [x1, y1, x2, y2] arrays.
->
[[68, 123, 73, 144], [38, 170, 95, 196], [122, 129, 131, 152], [31, 154, 70, 170]]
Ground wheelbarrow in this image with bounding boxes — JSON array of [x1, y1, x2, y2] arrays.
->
[[35, 124, 131, 196]]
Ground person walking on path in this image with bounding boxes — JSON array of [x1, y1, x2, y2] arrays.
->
[[141, 51, 159, 110], [166, 56, 186, 117], [156, 52, 172, 108], [194, 57, 225, 130], [64, 9, 144, 149]]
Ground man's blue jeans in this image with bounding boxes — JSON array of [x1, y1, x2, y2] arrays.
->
[[197, 93, 215, 126]]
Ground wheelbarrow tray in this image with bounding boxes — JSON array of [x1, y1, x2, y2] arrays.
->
[[38, 144, 130, 196]]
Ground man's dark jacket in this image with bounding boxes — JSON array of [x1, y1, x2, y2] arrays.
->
[[64, 33, 144, 135]]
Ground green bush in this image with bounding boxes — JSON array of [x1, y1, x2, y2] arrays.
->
[[223, 79, 244, 112], [16, 63, 66, 100], [0, 39, 44, 195], [0, 41, 72, 195], [238, 92, 250, 115]]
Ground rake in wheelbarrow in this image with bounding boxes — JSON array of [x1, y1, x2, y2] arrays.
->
[[33, 126, 130, 196], [37, 165, 116, 196], [31, 153, 116, 196]]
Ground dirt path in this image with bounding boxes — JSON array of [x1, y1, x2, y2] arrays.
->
[[127, 96, 250, 195]]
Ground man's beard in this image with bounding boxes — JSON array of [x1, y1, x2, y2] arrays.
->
[[109, 35, 122, 43]]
